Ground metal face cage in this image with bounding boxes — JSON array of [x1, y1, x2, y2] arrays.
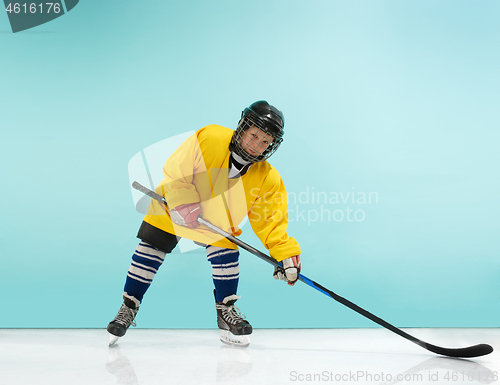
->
[[231, 112, 283, 163]]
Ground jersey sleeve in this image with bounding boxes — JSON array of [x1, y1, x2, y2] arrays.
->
[[157, 131, 206, 209], [248, 168, 301, 262]]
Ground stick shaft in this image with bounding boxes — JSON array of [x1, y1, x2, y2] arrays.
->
[[132, 181, 412, 335], [131, 181, 493, 358], [197, 217, 281, 267]]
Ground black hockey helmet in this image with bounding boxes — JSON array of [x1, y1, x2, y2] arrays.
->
[[230, 100, 285, 162]]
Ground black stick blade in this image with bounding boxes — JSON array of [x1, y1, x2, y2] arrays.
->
[[305, 278, 494, 358], [424, 342, 494, 358], [130, 182, 494, 359]]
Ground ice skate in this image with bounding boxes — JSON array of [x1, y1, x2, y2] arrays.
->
[[107, 296, 139, 346], [215, 293, 252, 347]]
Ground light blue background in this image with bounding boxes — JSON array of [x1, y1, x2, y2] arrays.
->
[[1, 1, 498, 329]]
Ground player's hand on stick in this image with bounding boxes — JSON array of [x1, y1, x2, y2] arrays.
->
[[170, 203, 201, 228], [273, 255, 301, 286]]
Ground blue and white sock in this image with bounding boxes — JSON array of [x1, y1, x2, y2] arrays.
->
[[207, 245, 240, 303], [123, 241, 166, 304]]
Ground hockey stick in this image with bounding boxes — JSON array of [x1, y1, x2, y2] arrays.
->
[[131, 181, 493, 358]]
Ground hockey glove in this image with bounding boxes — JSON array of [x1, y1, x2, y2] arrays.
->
[[170, 203, 201, 228], [273, 255, 301, 286]]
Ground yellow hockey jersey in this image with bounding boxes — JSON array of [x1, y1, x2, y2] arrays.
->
[[143, 124, 301, 262]]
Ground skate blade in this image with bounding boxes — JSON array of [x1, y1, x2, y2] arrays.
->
[[220, 330, 250, 348], [108, 333, 120, 347]]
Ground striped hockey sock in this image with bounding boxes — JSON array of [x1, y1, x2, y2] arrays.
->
[[123, 241, 166, 303], [207, 245, 240, 303]]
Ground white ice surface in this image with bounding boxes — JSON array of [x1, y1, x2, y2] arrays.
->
[[0, 328, 498, 385]]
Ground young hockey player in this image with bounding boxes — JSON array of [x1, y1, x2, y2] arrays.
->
[[107, 101, 301, 346]]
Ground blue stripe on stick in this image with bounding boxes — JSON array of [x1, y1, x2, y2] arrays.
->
[[299, 274, 333, 299]]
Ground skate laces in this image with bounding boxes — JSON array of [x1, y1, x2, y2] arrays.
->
[[115, 304, 137, 328], [217, 303, 246, 324]]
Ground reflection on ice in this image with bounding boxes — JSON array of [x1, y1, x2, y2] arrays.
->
[[106, 346, 139, 385], [106, 340, 254, 384], [0, 328, 497, 385], [215, 346, 253, 383], [379, 356, 496, 385]]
